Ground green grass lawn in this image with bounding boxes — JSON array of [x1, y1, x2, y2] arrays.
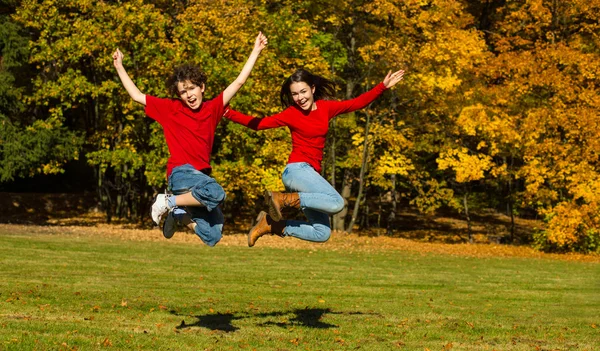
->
[[0, 229, 598, 350]]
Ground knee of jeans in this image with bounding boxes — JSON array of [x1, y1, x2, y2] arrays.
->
[[312, 224, 331, 242], [194, 222, 223, 247], [192, 182, 225, 203], [326, 194, 345, 214]]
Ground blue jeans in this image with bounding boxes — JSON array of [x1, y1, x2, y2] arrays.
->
[[168, 164, 225, 246], [281, 162, 344, 242]]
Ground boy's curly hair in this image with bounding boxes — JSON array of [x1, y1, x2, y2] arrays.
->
[[166, 64, 208, 97]]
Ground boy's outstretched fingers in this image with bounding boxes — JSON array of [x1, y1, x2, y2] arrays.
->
[[255, 31, 268, 50], [113, 48, 124, 67]]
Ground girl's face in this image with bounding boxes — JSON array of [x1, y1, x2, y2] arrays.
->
[[290, 81, 316, 111], [177, 80, 205, 110]]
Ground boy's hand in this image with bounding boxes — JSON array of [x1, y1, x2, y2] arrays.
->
[[112, 49, 124, 69], [253, 32, 268, 52], [383, 69, 405, 88]]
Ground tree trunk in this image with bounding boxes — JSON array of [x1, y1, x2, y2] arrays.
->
[[333, 74, 356, 232], [364, 200, 369, 228], [333, 171, 351, 231], [507, 156, 515, 242], [387, 174, 397, 236], [377, 192, 382, 229], [329, 117, 338, 229], [346, 109, 371, 234], [463, 192, 472, 243]]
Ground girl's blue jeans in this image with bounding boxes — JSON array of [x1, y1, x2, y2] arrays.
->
[[168, 164, 225, 246], [281, 162, 344, 242]]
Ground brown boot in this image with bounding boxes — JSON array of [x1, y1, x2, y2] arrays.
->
[[248, 211, 286, 247], [265, 191, 300, 221]]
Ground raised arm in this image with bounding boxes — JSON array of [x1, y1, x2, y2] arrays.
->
[[327, 69, 405, 118], [112, 49, 146, 106], [222, 32, 268, 106]]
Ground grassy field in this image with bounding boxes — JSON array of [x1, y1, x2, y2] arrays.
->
[[0, 225, 598, 350]]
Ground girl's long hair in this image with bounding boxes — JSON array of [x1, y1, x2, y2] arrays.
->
[[280, 69, 336, 108]]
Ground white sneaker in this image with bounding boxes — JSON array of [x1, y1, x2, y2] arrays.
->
[[151, 194, 170, 225], [162, 211, 177, 239]]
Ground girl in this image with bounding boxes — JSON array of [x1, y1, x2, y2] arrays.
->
[[225, 68, 404, 246]]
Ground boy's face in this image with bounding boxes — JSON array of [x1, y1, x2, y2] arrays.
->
[[177, 80, 205, 110]]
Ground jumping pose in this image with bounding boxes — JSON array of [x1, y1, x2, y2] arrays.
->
[[225, 68, 404, 246], [112, 32, 268, 246]]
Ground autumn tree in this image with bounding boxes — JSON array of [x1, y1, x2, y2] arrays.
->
[[323, 0, 489, 235], [12, 0, 185, 221], [12, 0, 332, 222], [470, 0, 600, 252], [9, 0, 600, 254], [1, 0, 83, 184]]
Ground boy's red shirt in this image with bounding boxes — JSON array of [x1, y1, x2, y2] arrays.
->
[[225, 83, 387, 173], [145, 92, 225, 177]]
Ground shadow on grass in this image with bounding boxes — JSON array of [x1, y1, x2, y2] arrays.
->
[[257, 308, 338, 329], [171, 308, 373, 332], [175, 312, 240, 332]]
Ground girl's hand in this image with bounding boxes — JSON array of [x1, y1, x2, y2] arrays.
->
[[253, 31, 268, 52], [383, 69, 405, 88], [112, 49, 124, 69]]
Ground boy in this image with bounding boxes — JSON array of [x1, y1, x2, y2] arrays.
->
[[112, 32, 268, 246]]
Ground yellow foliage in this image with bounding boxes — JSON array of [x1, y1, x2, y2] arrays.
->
[[437, 147, 493, 183], [372, 153, 414, 178], [456, 105, 521, 156], [40, 161, 64, 175], [542, 201, 600, 249]]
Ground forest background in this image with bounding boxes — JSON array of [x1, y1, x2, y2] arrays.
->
[[1, 0, 600, 253]]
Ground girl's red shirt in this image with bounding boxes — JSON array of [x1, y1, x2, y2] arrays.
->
[[225, 83, 387, 173]]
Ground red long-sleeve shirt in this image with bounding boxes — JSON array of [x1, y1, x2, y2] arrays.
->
[[225, 83, 387, 173], [145, 93, 225, 177]]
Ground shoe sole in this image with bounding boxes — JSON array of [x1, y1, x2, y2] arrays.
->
[[151, 194, 160, 225], [162, 213, 175, 239], [264, 190, 283, 222], [248, 211, 267, 247]]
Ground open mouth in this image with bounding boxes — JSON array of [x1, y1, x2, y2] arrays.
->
[[188, 97, 198, 107], [298, 99, 309, 109]]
